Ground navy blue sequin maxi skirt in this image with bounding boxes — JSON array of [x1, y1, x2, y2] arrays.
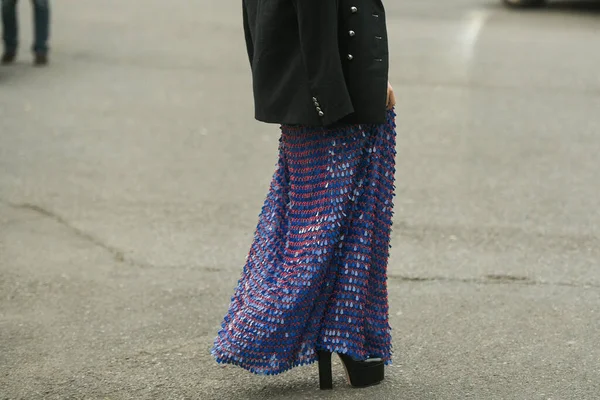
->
[[212, 110, 396, 375]]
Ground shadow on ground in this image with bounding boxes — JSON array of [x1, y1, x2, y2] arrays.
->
[[208, 378, 445, 400]]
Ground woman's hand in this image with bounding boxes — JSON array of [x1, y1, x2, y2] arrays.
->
[[386, 82, 396, 110]]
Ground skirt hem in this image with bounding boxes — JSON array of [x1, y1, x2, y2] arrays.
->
[[212, 346, 392, 376]]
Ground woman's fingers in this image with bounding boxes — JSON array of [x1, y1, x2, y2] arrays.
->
[[386, 85, 391, 109], [386, 82, 396, 110]]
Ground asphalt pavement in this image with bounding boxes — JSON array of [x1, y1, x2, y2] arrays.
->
[[1, 1, 599, 399]]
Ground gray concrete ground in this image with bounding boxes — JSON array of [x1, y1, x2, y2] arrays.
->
[[1, 0, 600, 399]]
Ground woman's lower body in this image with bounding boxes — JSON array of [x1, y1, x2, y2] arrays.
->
[[212, 110, 396, 376], [1, 0, 50, 65]]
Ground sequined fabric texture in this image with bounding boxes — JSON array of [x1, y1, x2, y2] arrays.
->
[[212, 110, 396, 375]]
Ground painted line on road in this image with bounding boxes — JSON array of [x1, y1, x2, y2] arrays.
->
[[459, 9, 491, 64]]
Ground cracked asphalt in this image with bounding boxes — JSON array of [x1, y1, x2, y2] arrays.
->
[[1, 1, 600, 399]]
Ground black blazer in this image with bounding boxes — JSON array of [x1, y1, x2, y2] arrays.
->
[[243, 0, 389, 126]]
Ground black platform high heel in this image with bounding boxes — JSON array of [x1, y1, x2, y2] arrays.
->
[[317, 350, 385, 390]]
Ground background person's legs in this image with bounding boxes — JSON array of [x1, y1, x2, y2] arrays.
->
[[31, 0, 49, 64], [1, 0, 19, 63]]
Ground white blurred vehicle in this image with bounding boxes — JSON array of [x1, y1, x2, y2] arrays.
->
[[503, 0, 546, 6]]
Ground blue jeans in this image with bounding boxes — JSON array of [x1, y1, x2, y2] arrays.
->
[[2, 0, 50, 54]]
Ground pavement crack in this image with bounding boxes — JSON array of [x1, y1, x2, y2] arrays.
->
[[5, 201, 223, 273], [8, 202, 133, 266], [393, 221, 600, 253], [388, 273, 600, 289], [5, 201, 598, 287]]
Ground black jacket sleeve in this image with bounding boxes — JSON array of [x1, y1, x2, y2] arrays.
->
[[291, 0, 355, 126], [242, 0, 254, 66]]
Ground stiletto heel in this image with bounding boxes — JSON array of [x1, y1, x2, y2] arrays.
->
[[338, 353, 385, 388], [317, 350, 333, 390]]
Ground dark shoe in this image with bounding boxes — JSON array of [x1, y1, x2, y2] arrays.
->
[[318, 350, 385, 390], [1, 51, 16, 65], [34, 53, 48, 66]]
